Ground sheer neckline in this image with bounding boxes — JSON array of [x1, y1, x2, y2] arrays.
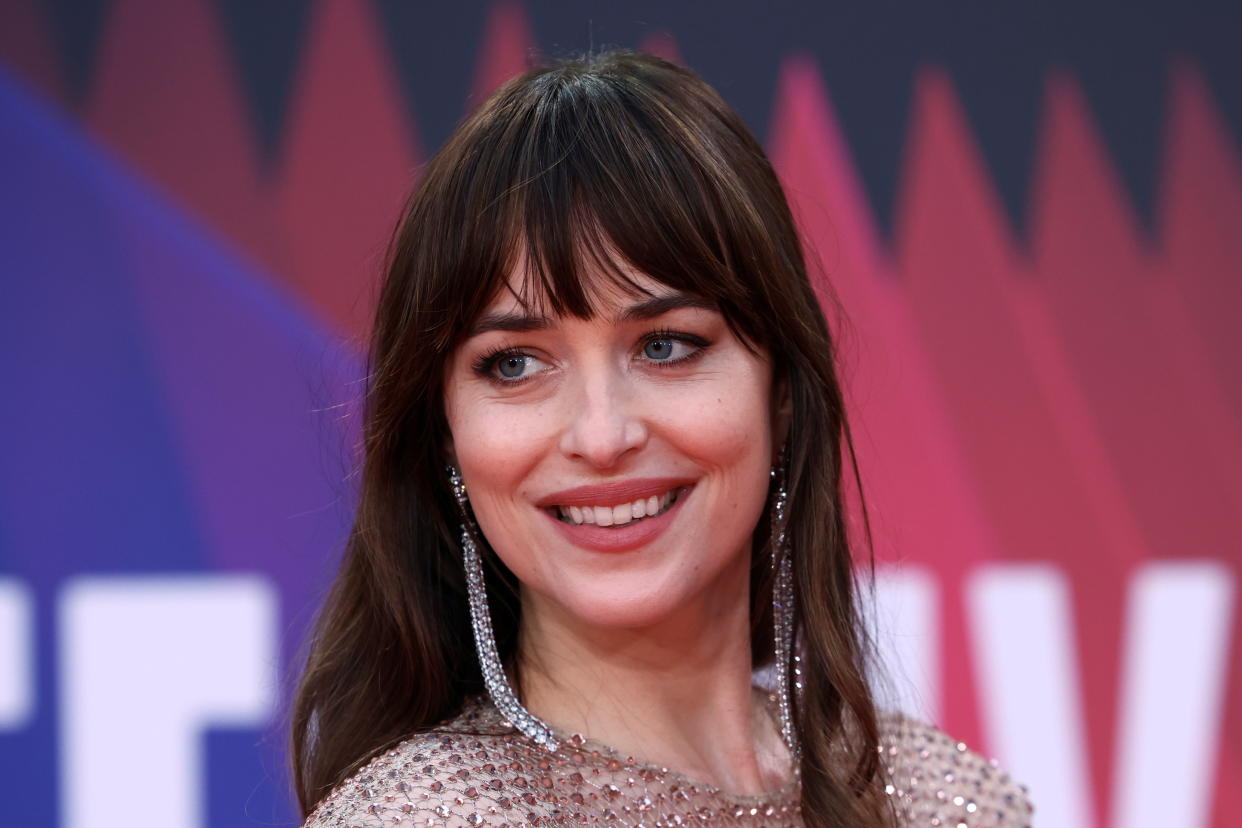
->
[[458, 686, 801, 808]]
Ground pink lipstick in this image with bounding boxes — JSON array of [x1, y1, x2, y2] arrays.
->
[[537, 478, 694, 553]]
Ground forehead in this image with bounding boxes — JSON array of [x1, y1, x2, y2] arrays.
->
[[465, 268, 719, 342], [481, 257, 677, 319]]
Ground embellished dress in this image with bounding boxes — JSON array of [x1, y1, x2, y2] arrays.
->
[[303, 690, 1033, 828]]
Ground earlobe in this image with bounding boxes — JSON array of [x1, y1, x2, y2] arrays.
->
[[443, 433, 458, 472], [771, 376, 792, 462]]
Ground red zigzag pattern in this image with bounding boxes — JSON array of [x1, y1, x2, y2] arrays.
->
[[2, 0, 1240, 824]]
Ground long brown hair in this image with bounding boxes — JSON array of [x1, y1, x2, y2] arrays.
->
[[291, 49, 892, 825]]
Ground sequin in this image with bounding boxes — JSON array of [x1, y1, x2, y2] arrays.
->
[[303, 693, 1033, 826]]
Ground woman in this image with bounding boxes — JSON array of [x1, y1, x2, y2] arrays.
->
[[292, 50, 1032, 827]]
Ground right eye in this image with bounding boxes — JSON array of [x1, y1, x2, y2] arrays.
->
[[478, 351, 551, 383]]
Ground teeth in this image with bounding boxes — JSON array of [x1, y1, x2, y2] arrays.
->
[[556, 489, 682, 526]]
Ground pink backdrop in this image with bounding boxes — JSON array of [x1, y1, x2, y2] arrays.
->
[[1, 1, 1237, 825]]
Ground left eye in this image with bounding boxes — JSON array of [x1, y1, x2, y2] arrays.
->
[[489, 353, 550, 381], [641, 338, 693, 362]]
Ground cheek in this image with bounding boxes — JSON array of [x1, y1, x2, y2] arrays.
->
[[445, 370, 556, 481], [444, 389, 558, 576], [451, 404, 546, 484], [652, 366, 775, 557], [657, 369, 774, 475]]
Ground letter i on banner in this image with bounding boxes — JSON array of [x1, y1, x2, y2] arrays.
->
[[0, 578, 34, 730]]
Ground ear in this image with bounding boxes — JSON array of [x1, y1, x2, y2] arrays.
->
[[770, 372, 792, 463], [444, 431, 458, 471]]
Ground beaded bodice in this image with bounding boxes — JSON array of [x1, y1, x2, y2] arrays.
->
[[303, 694, 1033, 827]]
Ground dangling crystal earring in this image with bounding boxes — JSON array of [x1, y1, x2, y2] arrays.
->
[[447, 465, 559, 751], [770, 453, 801, 759]]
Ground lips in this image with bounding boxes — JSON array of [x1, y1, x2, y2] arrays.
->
[[555, 488, 681, 527], [538, 477, 696, 509], [537, 477, 695, 553]]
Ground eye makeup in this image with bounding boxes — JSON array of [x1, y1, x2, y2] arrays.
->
[[471, 329, 713, 386]]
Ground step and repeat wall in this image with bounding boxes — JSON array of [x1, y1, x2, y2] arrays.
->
[[1, 1, 1239, 826]]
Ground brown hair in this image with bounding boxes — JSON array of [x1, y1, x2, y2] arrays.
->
[[290, 49, 892, 825]]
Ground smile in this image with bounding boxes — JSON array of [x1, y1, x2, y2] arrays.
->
[[540, 479, 694, 553], [554, 488, 683, 527]]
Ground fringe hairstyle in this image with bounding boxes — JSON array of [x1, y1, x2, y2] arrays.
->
[[291, 49, 893, 826]]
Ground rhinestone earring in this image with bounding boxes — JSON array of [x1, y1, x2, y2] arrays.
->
[[447, 465, 559, 751], [770, 455, 801, 759]]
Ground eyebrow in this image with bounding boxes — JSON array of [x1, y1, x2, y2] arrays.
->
[[467, 293, 717, 337]]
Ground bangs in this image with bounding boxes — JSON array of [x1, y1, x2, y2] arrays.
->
[[435, 57, 778, 349]]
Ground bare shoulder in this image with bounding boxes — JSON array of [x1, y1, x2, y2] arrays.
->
[[876, 710, 1034, 827], [301, 727, 530, 828]]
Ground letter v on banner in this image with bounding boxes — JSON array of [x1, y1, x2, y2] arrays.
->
[[967, 562, 1234, 828]]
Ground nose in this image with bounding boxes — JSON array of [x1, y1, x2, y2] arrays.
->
[[558, 366, 648, 469]]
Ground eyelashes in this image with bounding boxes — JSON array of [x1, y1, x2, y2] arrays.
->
[[472, 330, 712, 385], [637, 329, 711, 367], [471, 346, 548, 383]]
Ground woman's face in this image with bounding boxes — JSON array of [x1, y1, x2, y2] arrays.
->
[[443, 265, 780, 631]]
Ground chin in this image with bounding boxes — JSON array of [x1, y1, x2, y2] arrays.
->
[[530, 558, 740, 633], [560, 590, 687, 631]]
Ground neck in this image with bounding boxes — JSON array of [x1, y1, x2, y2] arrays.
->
[[514, 556, 791, 796]]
